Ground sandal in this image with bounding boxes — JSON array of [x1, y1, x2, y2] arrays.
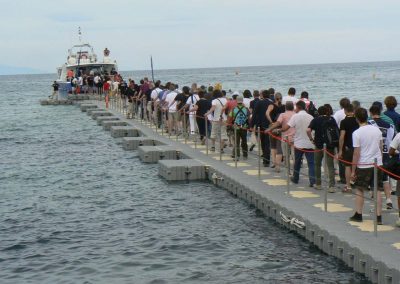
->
[[342, 186, 352, 193]]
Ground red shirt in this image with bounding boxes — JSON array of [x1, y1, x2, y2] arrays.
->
[[103, 82, 110, 91]]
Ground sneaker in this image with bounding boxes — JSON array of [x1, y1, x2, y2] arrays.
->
[[377, 215, 383, 225], [290, 177, 298, 184], [386, 198, 393, 210], [249, 144, 256, 152], [349, 212, 363, 222], [314, 184, 322, 190], [328, 187, 336, 193]]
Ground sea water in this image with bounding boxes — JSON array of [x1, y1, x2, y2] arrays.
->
[[3, 61, 395, 283]]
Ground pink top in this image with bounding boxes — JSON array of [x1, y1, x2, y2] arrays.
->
[[277, 111, 295, 142]]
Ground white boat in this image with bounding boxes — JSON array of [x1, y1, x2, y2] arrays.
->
[[56, 28, 118, 99]]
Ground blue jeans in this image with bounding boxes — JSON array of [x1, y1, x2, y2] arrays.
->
[[293, 148, 315, 185]]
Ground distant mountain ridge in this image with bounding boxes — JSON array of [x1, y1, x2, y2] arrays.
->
[[0, 65, 43, 75]]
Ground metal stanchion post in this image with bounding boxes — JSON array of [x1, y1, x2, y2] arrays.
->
[[155, 107, 158, 133], [286, 136, 290, 195], [161, 110, 164, 136], [184, 112, 187, 144], [374, 158, 378, 237], [234, 124, 238, 168], [219, 120, 223, 161], [258, 128, 261, 179], [323, 144, 328, 212], [205, 117, 209, 156]]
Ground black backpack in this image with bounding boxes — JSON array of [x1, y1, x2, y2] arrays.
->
[[307, 101, 318, 117], [322, 118, 339, 148]]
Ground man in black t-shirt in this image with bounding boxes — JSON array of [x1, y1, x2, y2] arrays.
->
[[307, 105, 337, 191], [50, 81, 59, 100], [338, 104, 359, 192]]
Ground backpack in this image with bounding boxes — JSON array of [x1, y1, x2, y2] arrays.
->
[[322, 118, 340, 148], [307, 101, 318, 117], [233, 106, 249, 127]]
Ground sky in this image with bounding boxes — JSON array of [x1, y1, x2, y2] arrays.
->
[[0, 0, 400, 74]]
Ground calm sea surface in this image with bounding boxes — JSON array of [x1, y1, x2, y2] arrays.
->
[[3, 61, 396, 283]]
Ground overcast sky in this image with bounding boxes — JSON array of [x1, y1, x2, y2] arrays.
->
[[1, 0, 399, 74]]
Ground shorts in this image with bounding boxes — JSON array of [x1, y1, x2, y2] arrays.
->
[[342, 147, 354, 167], [270, 135, 278, 150], [210, 121, 228, 140], [354, 167, 383, 191], [169, 112, 180, 123]]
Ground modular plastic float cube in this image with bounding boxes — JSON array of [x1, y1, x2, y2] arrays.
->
[[96, 116, 120, 125], [122, 137, 163, 151], [138, 145, 186, 163], [80, 104, 98, 112], [102, 120, 128, 131], [110, 126, 140, 138], [158, 159, 206, 181], [87, 108, 106, 115], [91, 111, 113, 119]]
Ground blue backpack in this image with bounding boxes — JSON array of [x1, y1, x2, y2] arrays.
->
[[233, 106, 249, 127]]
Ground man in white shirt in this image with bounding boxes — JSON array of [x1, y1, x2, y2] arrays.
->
[[205, 89, 228, 152], [185, 84, 200, 135], [165, 84, 178, 134], [350, 107, 384, 224], [282, 87, 298, 105], [281, 100, 315, 186], [151, 81, 163, 124]]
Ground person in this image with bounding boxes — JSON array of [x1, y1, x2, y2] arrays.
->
[[281, 100, 315, 186], [174, 86, 190, 134], [229, 95, 250, 160], [299, 91, 318, 117], [384, 96, 400, 132], [165, 83, 179, 134], [338, 104, 359, 193], [242, 89, 252, 108], [368, 104, 395, 209], [185, 84, 200, 135], [266, 92, 285, 170], [268, 101, 296, 172], [334, 97, 351, 184], [282, 87, 297, 105], [388, 133, 400, 226], [349, 108, 383, 224], [151, 81, 163, 126], [205, 89, 228, 152], [50, 81, 59, 100], [252, 89, 274, 166], [189, 90, 211, 144], [307, 105, 338, 191], [125, 81, 137, 119], [370, 101, 395, 126]]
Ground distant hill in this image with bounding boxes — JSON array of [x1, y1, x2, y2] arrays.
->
[[0, 65, 44, 75]]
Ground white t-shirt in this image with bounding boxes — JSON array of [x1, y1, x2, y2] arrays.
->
[[287, 110, 314, 148], [112, 81, 119, 91], [390, 132, 400, 153], [352, 125, 383, 167], [151, 88, 162, 101], [94, 76, 100, 84], [211, 97, 227, 121], [282, 95, 298, 105], [333, 109, 346, 127], [243, 97, 252, 108], [186, 94, 199, 107], [165, 91, 178, 112]]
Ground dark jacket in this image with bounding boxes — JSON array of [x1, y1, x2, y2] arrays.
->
[[252, 98, 273, 129]]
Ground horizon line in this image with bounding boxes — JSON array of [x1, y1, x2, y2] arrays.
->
[[1, 59, 399, 76]]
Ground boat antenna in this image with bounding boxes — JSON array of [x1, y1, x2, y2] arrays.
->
[[78, 26, 82, 43], [150, 55, 155, 82]]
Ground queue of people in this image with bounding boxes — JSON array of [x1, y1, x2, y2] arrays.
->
[[76, 76, 400, 227]]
